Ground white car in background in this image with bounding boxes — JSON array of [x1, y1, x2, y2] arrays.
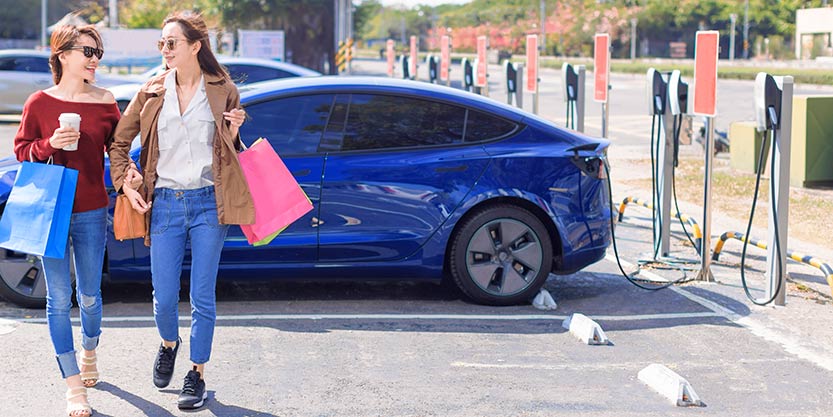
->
[[0, 49, 139, 114], [110, 57, 322, 112]]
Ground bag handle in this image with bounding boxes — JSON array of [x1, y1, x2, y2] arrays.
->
[[28, 143, 53, 165]]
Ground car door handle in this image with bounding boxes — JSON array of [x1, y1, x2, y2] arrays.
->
[[292, 169, 311, 177], [434, 165, 468, 173]]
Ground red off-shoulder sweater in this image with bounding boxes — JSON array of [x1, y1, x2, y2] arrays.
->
[[13, 91, 121, 213]]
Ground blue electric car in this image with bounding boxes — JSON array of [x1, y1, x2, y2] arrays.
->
[[0, 76, 611, 308]]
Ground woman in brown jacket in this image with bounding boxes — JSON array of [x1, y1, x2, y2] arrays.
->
[[108, 11, 253, 410]]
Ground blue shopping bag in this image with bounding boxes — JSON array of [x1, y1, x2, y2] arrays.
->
[[0, 162, 78, 258]]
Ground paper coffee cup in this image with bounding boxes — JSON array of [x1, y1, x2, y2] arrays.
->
[[58, 113, 81, 151]]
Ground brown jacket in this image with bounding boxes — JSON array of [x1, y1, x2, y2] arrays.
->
[[109, 69, 255, 246]]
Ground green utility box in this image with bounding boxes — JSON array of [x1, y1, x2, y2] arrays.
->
[[791, 95, 833, 187], [729, 121, 768, 174]]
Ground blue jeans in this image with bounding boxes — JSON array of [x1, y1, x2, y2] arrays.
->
[[150, 187, 228, 365], [42, 207, 107, 379]]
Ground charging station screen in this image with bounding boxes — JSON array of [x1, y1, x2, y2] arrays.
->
[[525, 34, 538, 94], [476, 36, 488, 87], [386, 40, 395, 77], [594, 34, 610, 103], [410, 36, 418, 79], [693, 31, 719, 117], [440, 35, 450, 81]]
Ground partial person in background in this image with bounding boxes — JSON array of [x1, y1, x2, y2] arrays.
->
[[108, 11, 251, 410], [13, 24, 120, 417]]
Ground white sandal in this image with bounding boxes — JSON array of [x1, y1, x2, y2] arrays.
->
[[66, 386, 93, 417], [80, 354, 99, 388]]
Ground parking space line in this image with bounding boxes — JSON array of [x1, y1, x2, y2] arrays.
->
[[452, 356, 801, 371], [605, 255, 833, 372], [12, 311, 720, 324]]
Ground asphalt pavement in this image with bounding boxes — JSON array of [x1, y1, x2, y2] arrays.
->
[[1, 60, 832, 416]]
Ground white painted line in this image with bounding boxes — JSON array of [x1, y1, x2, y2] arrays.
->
[[604, 254, 833, 372], [11, 311, 720, 325], [454, 356, 800, 371]]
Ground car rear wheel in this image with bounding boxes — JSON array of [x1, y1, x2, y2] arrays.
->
[[449, 205, 553, 305], [0, 249, 74, 309]]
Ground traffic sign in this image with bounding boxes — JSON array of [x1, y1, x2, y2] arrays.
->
[[386, 39, 395, 77], [525, 34, 538, 94], [693, 31, 719, 117], [593, 33, 610, 103], [440, 35, 450, 81], [475, 36, 488, 87]]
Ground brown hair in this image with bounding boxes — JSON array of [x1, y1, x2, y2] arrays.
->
[[163, 11, 229, 81], [49, 24, 103, 85]]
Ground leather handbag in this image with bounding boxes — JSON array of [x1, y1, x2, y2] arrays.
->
[[113, 194, 147, 241]]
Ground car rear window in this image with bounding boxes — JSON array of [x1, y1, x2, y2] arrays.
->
[[341, 94, 466, 151], [464, 109, 517, 142]]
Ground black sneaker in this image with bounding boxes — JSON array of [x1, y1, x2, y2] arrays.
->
[[178, 368, 207, 410], [152, 338, 180, 388]]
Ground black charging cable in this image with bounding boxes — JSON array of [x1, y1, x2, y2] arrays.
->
[[670, 114, 698, 249], [603, 160, 691, 290], [739, 125, 784, 305]]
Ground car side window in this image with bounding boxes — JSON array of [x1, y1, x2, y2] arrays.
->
[[0, 57, 16, 71], [341, 94, 466, 151], [464, 109, 518, 142], [12, 57, 50, 73], [240, 94, 333, 156], [227, 65, 289, 85]]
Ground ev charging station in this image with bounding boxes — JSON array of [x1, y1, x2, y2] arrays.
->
[[593, 33, 611, 138], [410, 35, 418, 81], [475, 35, 489, 97], [562, 63, 585, 132], [400, 55, 410, 80], [427, 55, 438, 84], [461, 58, 474, 92], [693, 31, 719, 283], [645, 68, 675, 259], [644, 68, 693, 260], [440, 35, 451, 87], [745, 72, 793, 306], [505, 61, 523, 108], [525, 34, 539, 115]]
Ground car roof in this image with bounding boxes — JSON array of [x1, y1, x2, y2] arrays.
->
[[0, 49, 50, 58], [240, 76, 528, 123], [141, 56, 321, 78]]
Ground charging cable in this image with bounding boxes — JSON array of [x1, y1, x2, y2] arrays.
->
[[739, 121, 784, 305], [603, 160, 692, 290]]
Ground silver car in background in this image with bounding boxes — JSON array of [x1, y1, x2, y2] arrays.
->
[[110, 57, 322, 112], [0, 49, 139, 114]]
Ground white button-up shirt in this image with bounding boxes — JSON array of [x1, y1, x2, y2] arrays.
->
[[155, 69, 216, 190]]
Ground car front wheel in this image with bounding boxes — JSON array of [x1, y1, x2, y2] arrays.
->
[[449, 205, 553, 306]]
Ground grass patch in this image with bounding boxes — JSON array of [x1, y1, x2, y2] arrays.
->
[[619, 156, 833, 249]]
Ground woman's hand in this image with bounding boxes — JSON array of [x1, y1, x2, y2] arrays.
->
[[49, 126, 80, 150], [123, 186, 151, 214], [223, 108, 246, 138], [124, 167, 144, 191]]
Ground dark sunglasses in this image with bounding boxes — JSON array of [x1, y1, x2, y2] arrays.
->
[[157, 38, 187, 51], [67, 46, 103, 59]]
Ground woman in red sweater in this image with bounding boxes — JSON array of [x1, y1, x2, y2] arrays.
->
[[13, 25, 120, 417]]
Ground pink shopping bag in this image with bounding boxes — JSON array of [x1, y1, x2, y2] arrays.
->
[[239, 138, 313, 245]]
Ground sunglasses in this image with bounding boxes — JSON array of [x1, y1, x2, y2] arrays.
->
[[67, 46, 104, 59], [157, 38, 188, 51]]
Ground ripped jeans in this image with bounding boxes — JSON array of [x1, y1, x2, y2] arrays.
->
[[41, 207, 107, 378]]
